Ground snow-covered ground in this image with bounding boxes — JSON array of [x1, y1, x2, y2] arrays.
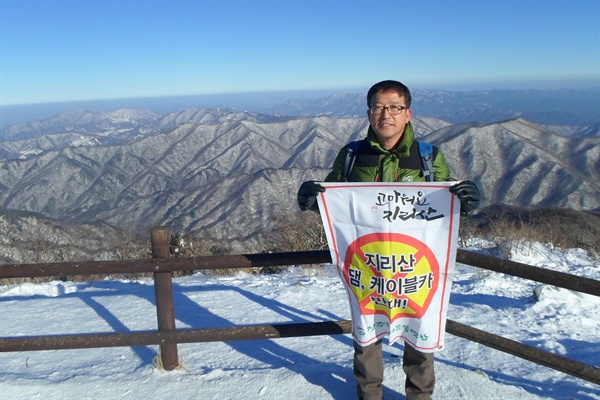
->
[[1, 241, 598, 399]]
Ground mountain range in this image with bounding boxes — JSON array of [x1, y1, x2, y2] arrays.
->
[[2, 87, 599, 128], [248, 87, 600, 127], [0, 105, 598, 250]]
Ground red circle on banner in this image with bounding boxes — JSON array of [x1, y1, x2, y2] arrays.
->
[[342, 232, 439, 320]]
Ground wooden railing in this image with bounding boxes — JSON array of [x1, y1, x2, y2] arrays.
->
[[1, 227, 599, 384]]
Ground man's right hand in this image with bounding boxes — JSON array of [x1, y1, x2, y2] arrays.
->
[[297, 181, 325, 211]]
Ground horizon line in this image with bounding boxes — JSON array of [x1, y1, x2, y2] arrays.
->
[[2, 83, 600, 108]]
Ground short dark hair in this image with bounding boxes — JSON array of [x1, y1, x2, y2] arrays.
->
[[367, 80, 412, 108]]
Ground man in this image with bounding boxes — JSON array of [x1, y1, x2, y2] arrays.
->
[[297, 80, 480, 400]]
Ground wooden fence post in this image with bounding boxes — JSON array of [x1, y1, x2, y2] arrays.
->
[[150, 226, 179, 371]]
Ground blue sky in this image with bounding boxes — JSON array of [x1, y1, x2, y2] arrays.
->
[[1, 0, 599, 105]]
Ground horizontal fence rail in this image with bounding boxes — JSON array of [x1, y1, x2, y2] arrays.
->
[[1, 320, 598, 384], [1, 235, 599, 385], [2, 250, 599, 297], [0, 321, 354, 351], [445, 320, 600, 385], [0, 251, 329, 278], [455, 250, 600, 297]]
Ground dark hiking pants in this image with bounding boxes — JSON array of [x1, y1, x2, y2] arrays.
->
[[354, 339, 434, 400]]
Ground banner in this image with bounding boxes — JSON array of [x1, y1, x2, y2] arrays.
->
[[317, 182, 460, 352]]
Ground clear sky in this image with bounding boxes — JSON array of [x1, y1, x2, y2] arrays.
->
[[1, 0, 599, 106]]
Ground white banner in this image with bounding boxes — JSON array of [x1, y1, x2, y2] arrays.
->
[[317, 182, 460, 352]]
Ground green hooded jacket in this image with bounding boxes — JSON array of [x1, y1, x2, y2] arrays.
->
[[324, 122, 451, 183]]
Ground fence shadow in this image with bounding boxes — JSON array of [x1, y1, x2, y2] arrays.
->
[[168, 281, 369, 399]]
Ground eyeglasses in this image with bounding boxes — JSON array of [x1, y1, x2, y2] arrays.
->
[[369, 105, 408, 115]]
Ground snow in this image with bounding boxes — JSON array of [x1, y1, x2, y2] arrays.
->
[[1, 241, 599, 399], [71, 135, 99, 148], [18, 148, 43, 159]]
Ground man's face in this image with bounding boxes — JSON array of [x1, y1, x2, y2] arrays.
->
[[367, 90, 412, 150]]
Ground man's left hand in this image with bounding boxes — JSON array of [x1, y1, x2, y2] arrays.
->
[[449, 180, 480, 214]]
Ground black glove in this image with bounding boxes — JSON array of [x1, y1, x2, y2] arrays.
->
[[298, 181, 325, 211], [449, 180, 480, 214]]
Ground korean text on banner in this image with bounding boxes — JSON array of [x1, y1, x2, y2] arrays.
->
[[317, 182, 461, 352]]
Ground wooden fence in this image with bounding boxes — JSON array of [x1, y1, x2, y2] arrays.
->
[[1, 226, 599, 385]]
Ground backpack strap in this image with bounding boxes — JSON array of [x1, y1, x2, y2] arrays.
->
[[418, 141, 435, 182], [343, 140, 362, 182]]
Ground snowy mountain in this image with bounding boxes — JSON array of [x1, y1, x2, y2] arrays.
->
[[0, 109, 159, 142], [0, 109, 598, 244]]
